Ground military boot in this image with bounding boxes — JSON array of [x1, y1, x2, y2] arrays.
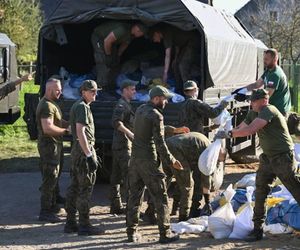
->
[[51, 204, 62, 214], [39, 210, 61, 223], [110, 199, 125, 215], [78, 224, 105, 236], [64, 221, 78, 233], [127, 231, 142, 243], [189, 207, 201, 218], [159, 231, 180, 244], [244, 228, 263, 242]]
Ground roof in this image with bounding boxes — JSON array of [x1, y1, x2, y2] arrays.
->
[[39, 0, 258, 88], [0, 33, 15, 47]]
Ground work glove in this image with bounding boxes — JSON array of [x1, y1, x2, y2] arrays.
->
[[214, 130, 231, 140], [219, 100, 229, 109], [87, 156, 98, 172], [234, 93, 248, 102], [231, 87, 246, 95]]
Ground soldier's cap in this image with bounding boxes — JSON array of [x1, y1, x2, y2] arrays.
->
[[80, 80, 101, 94], [120, 79, 138, 90], [183, 80, 198, 91], [149, 85, 174, 99], [134, 22, 148, 34], [250, 89, 269, 101]]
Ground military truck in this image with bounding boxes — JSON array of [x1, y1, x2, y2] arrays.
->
[[0, 33, 20, 124], [28, 0, 267, 179]]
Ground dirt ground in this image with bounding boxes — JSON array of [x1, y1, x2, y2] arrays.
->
[[0, 162, 300, 250]]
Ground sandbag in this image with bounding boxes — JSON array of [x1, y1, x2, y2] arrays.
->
[[198, 139, 222, 176], [208, 184, 236, 239], [171, 221, 206, 234], [263, 223, 293, 235], [229, 187, 254, 239], [234, 173, 256, 189]]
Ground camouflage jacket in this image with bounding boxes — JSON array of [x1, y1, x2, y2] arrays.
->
[[112, 97, 134, 150], [131, 102, 175, 167], [179, 96, 224, 133]]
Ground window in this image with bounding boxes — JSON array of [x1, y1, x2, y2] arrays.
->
[[270, 11, 278, 21], [0, 47, 7, 84]]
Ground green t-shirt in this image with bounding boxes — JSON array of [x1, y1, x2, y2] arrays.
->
[[70, 99, 95, 144], [244, 105, 293, 157], [261, 65, 291, 115], [36, 97, 63, 142], [93, 21, 132, 45]]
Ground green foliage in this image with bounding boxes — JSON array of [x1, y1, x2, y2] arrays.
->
[[0, 0, 42, 62]]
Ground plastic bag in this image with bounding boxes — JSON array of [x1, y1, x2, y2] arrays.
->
[[208, 184, 236, 239], [234, 173, 256, 189], [198, 139, 222, 176], [212, 109, 232, 127], [263, 223, 293, 234], [171, 221, 206, 234], [294, 143, 300, 162], [229, 187, 254, 239]]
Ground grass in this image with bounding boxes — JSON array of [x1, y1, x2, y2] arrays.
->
[[0, 80, 40, 161]]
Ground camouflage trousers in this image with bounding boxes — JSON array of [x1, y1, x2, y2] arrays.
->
[[65, 142, 97, 226], [110, 149, 131, 208], [253, 151, 300, 229], [38, 140, 63, 212], [126, 158, 170, 236]]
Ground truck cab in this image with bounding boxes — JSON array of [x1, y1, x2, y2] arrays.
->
[[0, 33, 20, 124]]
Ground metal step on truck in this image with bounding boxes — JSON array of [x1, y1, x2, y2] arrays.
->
[[26, 0, 267, 180]]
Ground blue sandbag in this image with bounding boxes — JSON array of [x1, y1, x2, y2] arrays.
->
[[266, 200, 300, 230]]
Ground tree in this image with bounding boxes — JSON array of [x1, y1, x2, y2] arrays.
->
[[242, 0, 300, 64], [0, 0, 42, 62]]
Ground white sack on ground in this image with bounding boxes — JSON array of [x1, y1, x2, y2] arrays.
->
[[208, 184, 236, 239]]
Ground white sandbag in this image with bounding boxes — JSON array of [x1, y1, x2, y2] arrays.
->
[[171, 221, 206, 234], [208, 184, 236, 239], [229, 187, 254, 239], [187, 216, 209, 227], [212, 109, 232, 127], [198, 139, 222, 176], [263, 223, 293, 234], [294, 143, 300, 162], [235, 173, 256, 188]]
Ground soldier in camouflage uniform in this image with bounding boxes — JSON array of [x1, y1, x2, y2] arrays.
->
[[0, 73, 32, 101], [91, 21, 147, 88], [110, 79, 137, 214], [64, 80, 104, 236], [216, 89, 300, 242], [179, 80, 228, 133], [165, 132, 214, 221], [126, 86, 182, 244], [36, 77, 69, 223]]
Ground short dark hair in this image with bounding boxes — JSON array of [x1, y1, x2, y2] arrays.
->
[[265, 48, 278, 58]]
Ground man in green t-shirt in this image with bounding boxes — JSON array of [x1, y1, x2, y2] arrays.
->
[[149, 24, 200, 93], [64, 80, 104, 236], [215, 89, 300, 242], [91, 21, 147, 88], [36, 77, 69, 223], [232, 48, 291, 117]]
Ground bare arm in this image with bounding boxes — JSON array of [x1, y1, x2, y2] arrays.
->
[[41, 117, 67, 136], [232, 118, 267, 137], [163, 48, 172, 82], [76, 123, 92, 156], [116, 121, 134, 140], [245, 78, 264, 91], [104, 31, 117, 55]]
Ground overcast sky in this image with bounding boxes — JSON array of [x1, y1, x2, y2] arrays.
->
[[213, 0, 251, 14]]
